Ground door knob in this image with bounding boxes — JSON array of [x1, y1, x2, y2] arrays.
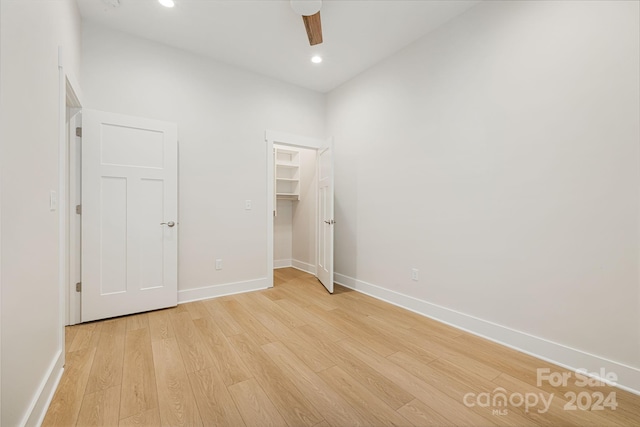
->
[[160, 221, 176, 227]]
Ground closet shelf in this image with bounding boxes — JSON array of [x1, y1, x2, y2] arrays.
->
[[275, 162, 298, 169], [276, 193, 300, 200], [274, 145, 301, 203]]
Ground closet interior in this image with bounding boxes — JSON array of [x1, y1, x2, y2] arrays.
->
[[273, 144, 317, 274]]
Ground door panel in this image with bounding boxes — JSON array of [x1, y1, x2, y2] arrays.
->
[[139, 178, 165, 290], [100, 176, 127, 295], [82, 110, 178, 322], [317, 141, 334, 293]]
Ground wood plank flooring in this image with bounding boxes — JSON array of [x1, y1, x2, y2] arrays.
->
[[43, 268, 640, 426]]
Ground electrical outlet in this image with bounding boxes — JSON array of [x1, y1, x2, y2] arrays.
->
[[411, 268, 419, 281], [245, 200, 252, 210], [215, 259, 222, 270]]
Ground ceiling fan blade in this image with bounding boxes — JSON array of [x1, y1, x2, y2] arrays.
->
[[302, 12, 323, 46]]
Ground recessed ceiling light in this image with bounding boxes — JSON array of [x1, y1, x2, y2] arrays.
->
[[158, 0, 175, 8], [311, 55, 323, 64]]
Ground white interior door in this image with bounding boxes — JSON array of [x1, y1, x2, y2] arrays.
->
[[317, 141, 334, 293], [81, 110, 178, 322]]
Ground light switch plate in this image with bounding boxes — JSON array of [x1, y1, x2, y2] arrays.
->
[[50, 191, 58, 211]]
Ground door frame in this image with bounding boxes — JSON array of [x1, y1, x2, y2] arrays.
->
[[59, 51, 83, 325], [67, 110, 82, 325], [265, 130, 330, 287]]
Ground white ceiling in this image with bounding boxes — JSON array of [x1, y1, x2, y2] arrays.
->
[[77, 0, 479, 93]]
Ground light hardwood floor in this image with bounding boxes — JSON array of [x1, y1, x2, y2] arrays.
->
[[44, 268, 640, 426]]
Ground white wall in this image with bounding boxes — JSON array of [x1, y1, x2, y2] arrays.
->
[[327, 0, 640, 379], [274, 200, 293, 266], [292, 147, 317, 270], [81, 24, 325, 298], [0, 0, 81, 425]]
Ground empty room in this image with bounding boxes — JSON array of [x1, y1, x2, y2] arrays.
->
[[1, 0, 639, 426]]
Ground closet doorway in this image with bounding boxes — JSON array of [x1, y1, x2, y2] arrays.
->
[[265, 131, 334, 293]]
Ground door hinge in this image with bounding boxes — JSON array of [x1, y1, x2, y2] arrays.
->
[[75, 282, 81, 292], [76, 204, 82, 214], [76, 127, 82, 137]]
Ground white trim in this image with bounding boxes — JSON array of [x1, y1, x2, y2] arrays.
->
[[19, 350, 64, 427], [67, 110, 82, 325], [47, 56, 81, 427], [58, 52, 67, 352], [292, 259, 317, 276], [177, 277, 269, 304], [335, 272, 640, 395], [265, 130, 322, 150], [266, 139, 274, 287], [59, 50, 82, 330], [57, 47, 84, 107], [265, 129, 325, 289], [52, 51, 81, 427], [274, 259, 292, 269], [59, 45, 81, 328], [274, 259, 316, 275]]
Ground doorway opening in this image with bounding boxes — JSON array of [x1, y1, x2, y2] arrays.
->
[[273, 144, 317, 273], [265, 130, 334, 293], [62, 73, 83, 327]]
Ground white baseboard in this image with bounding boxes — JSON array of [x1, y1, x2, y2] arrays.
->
[[274, 259, 292, 269], [21, 349, 64, 427], [292, 259, 316, 275], [178, 277, 269, 304], [334, 272, 640, 395]]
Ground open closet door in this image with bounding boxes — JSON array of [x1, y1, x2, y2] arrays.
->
[[81, 109, 178, 322], [317, 140, 334, 293]]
